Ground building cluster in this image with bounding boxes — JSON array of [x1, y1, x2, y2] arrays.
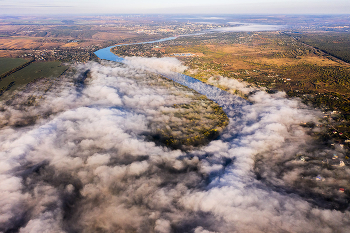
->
[[127, 23, 219, 36], [19, 47, 97, 62], [169, 53, 195, 57]]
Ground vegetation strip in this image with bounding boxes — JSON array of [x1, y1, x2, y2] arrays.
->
[[0, 81, 15, 96], [0, 58, 34, 80]]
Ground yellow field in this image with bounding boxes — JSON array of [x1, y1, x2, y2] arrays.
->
[[0, 37, 41, 49], [61, 42, 80, 48], [167, 42, 346, 70], [0, 50, 22, 57]]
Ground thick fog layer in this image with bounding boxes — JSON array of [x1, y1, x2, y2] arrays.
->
[[0, 59, 349, 233]]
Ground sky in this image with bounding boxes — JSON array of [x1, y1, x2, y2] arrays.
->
[[0, 0, 350, 15]]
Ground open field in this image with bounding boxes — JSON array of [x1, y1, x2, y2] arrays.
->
[[297, 32, 350, 63], [0, 50, 22, 57], [4, 61, 67, 82], [117, 70, 229, 150], [0, 61, 67, 98], [0, 37, 43, 49], [0, 57, 28, 75]]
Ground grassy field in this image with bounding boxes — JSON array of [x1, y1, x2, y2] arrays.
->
[[0, 61, 67, 97], [149, 93, 228, 150], [4, 61, 67, 82], [127, 72, 229, 150], [0, 57, 28, 75], [297, 32, 350, 64]]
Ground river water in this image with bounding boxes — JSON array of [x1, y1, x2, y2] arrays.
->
[[92, 24, 276, 116], [93, 23, 282, 111], [93, 23, 287, 119]]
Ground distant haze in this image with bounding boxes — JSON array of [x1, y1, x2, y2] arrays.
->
[[0, 0, 350, 15]]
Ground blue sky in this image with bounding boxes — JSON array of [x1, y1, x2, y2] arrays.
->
[[0, 0, 349, 15]]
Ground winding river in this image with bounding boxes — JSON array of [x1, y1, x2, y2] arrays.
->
[[94, 23, 282, 116]]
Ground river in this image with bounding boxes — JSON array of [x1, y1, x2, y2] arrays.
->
[[93, 27, 264, 115], [93, 23, 285, 116]]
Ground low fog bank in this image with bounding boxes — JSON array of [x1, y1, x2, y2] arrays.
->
[[124, 56, 187, 74], [0, 58, 349, 233], [208, 76, 350, 209]]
